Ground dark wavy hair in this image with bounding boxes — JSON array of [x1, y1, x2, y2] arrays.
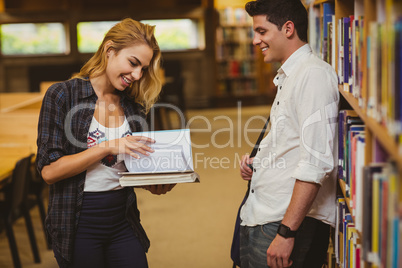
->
[[245, 0, 308, 42]]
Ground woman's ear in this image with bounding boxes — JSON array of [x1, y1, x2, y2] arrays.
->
[[104, 40, 114, 55]]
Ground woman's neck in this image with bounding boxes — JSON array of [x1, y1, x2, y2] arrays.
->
[[90, 75, 118, 100]]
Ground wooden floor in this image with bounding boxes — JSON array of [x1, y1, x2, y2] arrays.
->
[[0, 106, 269, 268]]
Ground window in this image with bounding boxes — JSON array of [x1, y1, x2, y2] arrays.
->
[[76, 19, 204, 53], [141, 19, 203, 51], [0, 23, 67, 55], [77, 21, 119, 53]]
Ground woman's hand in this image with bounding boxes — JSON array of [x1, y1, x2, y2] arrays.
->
[[142, 184, 176, 195], [104, 135, 155, 158], [240, 154, 254, 181]]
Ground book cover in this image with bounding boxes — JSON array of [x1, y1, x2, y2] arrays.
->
[[338, 18, 344, 84], [349, 15, 355, 93], [368, 21, 379, 120], [362, 163, 385, 262], [350, 131, 365, 211], [322, 2, 335, 62], [335, 197, 346, 264], [380, 174, 389, 268], [120, 129, 200, 186], [395, 18, 402, 137], [343, 213, 353, 266], [343, 17, 350, 90], [355, 135, 365, 233], [347, 125, 365, 197], [331, 15, 336, 69], [371, 172, 381, 267]]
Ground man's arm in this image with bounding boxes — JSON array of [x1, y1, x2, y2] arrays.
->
[[266, 179, 320, 268]]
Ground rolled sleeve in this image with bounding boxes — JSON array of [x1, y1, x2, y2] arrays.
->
[[36, 84, 67, 173], [292, 67, 339, 185], [292, 162, 329, 185]]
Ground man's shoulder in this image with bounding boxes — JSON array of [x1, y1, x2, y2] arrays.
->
[[295, 53, 337, 79]]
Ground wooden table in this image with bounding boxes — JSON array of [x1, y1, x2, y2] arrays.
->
[[0, 93, 43, 189]]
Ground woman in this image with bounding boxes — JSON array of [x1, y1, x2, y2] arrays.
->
[[36, 18, 174, 267]]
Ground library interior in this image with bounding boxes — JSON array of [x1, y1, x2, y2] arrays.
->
[[0, 0, 401, 267]]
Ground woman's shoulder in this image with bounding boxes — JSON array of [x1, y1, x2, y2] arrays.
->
[[44, 78, 89, 101]]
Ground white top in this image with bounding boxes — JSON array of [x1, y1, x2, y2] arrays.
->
[[84, 116, 131, 192], [240, 44, 339, 227]]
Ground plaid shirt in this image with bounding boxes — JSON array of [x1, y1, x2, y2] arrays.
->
[[36, 78, 150, 266]]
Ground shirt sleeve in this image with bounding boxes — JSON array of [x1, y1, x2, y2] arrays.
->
[[291, 66, 339, 185], [36, 83, 68, 173]]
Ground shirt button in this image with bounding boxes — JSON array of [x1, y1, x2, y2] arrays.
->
[[251, 189, 255, 193], [277, 101, 279, 105], [279, 86, 282, 90], [253, 168, 256, 172], [258, 148, 261, 151]]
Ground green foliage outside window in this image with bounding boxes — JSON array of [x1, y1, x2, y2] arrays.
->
[[0, 19, 202, 55], [77, 19, 200, 53], [0, 23, 67, 55], [142, 19, 198, 50], [77, 21, 119, 53]]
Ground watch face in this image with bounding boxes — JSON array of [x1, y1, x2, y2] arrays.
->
[[277, 224, 295, 238], [278, 224, 289, 236]]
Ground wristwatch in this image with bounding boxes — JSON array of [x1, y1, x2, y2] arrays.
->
[[277, 223, 297, 238]]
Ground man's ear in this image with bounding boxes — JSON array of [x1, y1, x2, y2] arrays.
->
[[283, 21, 295, 38]]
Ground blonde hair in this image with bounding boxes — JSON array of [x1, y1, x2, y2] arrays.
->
[[72, 18, 162, 114]]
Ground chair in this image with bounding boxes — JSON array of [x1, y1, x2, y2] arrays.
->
[[28, 166, 51, 249], [0, 154, 41, 268], [150, 77, 187, 130]]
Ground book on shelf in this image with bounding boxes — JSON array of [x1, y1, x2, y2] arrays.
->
[[335, 197, 347, 265], [338, 17, 344, 85], [354, 134, 365, 234], [338, 110, 364, 198], [343, 213, 353, 267], [342, 16, 351, 92], [395, 18, 402, 138], [348, 124, 365, 200], [360, 162, 401, 267], [321, 2, 334, 62], [119, 129, 200, 187], [308, 4, 321, 56]]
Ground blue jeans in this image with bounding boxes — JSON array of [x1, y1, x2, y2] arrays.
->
[[240, 217, 330, 268], [54, 189, 148, 268]]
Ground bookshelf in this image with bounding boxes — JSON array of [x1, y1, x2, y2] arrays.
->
[[214, 6, 277, 106], [307, 0, 402, 267]]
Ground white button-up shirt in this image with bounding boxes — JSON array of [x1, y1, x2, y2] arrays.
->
[[240, 44, 339, 227]]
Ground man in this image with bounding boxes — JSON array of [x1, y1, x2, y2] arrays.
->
[[239, 0, 339, 267]]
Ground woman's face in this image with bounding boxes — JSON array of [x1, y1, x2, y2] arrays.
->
[[105, 43, 153, 91]]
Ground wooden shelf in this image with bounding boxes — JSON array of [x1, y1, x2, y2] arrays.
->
[[339, 88, 402, 169], [312, 0, 334, 5]]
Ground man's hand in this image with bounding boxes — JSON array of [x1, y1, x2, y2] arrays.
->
[[266, 235, 294, 268], [240, 154, 254, 181]]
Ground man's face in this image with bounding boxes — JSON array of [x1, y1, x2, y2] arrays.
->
[[252, 15, 288, 64]]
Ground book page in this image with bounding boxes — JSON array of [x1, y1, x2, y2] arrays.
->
[[124, 129, 193, 174]]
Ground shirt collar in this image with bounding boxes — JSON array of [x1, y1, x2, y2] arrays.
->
[[78, 78, 129, 101], [79, 79, 96, 99], [273, 44, 311, 86]]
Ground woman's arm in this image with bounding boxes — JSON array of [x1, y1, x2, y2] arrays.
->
[[41, 135, 155, 184]]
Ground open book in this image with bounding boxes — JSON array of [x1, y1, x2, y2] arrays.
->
[[119, 129, 200, 186]]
